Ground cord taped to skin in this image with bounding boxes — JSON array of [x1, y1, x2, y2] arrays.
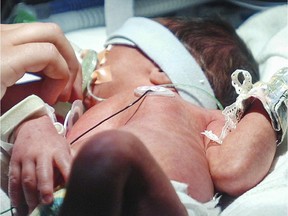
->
[[160, 83, 224, 110], [134, 86, 175, 97], [70, 89, 152, 144]]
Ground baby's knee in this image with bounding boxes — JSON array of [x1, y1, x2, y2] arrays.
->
[[73, 130, 143, 177]]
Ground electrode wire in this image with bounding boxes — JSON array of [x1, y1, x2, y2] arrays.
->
[[70, 90, 152, 144]]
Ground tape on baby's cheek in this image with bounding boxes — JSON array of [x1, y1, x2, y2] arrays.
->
[[90, 46, 113, 84], [91, 66, 112, 84], [98, 49, 109, 66]]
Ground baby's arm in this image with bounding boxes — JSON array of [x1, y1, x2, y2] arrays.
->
[[1, 95, 72, 210], [206, 99, 277, 196], [6, 111, 72, 215], [206, 68, 287, 196]]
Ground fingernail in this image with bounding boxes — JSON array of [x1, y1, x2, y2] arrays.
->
[[42, 194, 53, 204]]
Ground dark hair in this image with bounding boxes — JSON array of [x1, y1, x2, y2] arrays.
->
[[156, 17, 259, 107]]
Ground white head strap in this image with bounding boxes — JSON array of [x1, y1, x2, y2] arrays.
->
[[105, 17, 217, 109]]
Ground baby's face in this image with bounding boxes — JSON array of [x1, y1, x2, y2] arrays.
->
[[84, 45, 158, 108]]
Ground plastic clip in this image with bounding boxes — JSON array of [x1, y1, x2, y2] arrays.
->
[[134, 86, 175, 97]]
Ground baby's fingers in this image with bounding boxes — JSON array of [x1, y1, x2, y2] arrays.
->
[[8, 160, 38, 215], [8, 161, 23, 208], [36, 157, 54, 204], [55, 151, 72, 183], [21, 160, 39, 213]]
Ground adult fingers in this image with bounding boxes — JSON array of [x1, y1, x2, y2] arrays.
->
[[6, 23, 79, 74], [3, 42, 70, 104], [7, 23, 81, 96], [40, 77, 69, 105], [36, 156, 54, 204], [68, 65, 83, 102], [1, 23, 24, 31]]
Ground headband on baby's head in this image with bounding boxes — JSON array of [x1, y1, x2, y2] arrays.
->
[[105, 17, 217, 109]]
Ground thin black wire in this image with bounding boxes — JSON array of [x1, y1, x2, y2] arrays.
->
[[0, 205, 14, 215], [70, 90, 152, 145], [10, 205, 14, 216], [0, 90, 151, 215]]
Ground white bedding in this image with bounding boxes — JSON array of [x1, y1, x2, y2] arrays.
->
[[1, 4, 287, 216]]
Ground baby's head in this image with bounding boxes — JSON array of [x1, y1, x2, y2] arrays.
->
[[157, 17, 259, 107], [90, 17, 258, 109]]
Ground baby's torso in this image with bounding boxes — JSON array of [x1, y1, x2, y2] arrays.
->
[[67, 93, 224, 202]]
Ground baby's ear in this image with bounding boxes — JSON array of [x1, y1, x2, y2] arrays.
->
[[149, 68, 171, 85]]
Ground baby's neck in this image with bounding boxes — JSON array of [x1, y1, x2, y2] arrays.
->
[[69, 90, 210, 148]]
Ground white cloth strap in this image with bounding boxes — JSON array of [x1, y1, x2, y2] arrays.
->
[[1, 95, 52, 143], [1, 95, 65, 155]]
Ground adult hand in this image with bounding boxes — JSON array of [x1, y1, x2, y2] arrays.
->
[[1, 22, 83, 104], [8, 115, 72, 215]]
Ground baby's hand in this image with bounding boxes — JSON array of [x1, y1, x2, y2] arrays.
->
[[9, 115, 72, 215]]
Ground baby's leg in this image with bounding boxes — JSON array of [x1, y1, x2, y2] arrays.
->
[[59, 130, 187, 216]]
